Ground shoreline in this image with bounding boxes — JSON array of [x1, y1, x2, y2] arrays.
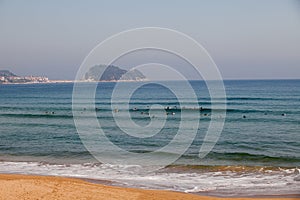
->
[[0, 174, 298, 200], [82, 177, 300, 199]]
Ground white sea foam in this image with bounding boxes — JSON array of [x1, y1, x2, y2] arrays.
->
[[0, 161, 299, 197]]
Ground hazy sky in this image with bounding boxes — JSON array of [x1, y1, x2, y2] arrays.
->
[[0, 0, 300, 80]]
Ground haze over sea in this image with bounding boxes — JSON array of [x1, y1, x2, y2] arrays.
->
[[0, 80, 299, 197]]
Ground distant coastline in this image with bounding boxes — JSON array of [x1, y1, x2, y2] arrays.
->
[[0, 67, 148, 84], [0, 79, 150, 85], [1, 69, 298, 85]]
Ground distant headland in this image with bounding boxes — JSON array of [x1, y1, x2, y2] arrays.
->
[[0, 65, 147, 84]]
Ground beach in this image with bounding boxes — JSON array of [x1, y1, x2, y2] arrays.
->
[[1, 0, 300, 198], [0, 174, 298, 200]]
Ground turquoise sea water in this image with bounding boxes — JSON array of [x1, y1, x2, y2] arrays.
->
[[0, 80, 299, 196]]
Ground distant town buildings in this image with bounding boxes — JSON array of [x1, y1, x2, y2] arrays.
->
[[0, 70, 49, 84], [0, 75, 49, 84]]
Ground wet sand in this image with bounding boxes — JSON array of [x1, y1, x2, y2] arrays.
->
[[0, 174, 298, 200]]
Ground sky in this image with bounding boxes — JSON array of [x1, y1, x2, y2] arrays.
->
[[0, 0, 300, 80]]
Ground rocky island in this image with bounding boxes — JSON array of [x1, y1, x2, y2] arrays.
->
[[84, 65, 146, 82]]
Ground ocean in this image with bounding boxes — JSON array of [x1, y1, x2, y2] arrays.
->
[[0, 80, 299, 197]]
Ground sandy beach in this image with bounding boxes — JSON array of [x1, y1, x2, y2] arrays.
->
[[0, 174, 298, 200]]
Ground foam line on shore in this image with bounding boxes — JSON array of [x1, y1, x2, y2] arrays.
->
[[0, 174, 299, 200]]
